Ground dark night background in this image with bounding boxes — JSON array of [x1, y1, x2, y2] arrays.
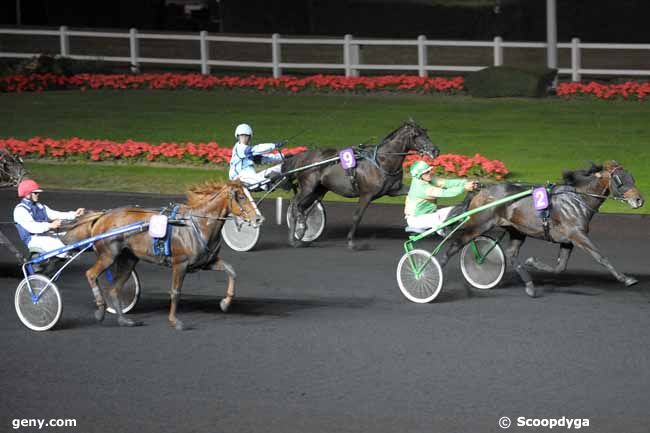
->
[[0, 0, 648, 43]]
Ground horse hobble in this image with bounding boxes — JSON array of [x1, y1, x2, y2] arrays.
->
[[435, 161, 643, 297]]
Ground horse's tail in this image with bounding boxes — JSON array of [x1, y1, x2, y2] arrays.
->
[[60, 210, 105, 244]]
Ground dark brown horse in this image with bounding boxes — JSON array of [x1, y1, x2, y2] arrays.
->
[[282, 120, 439, 249], [437, 161, 644, 297], [0, 149, 28, 262], [0, 148, 27, 187], [65, 180, 262, 329]]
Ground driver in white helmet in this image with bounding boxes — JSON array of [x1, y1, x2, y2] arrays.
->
[[228, 123, 286, 189]]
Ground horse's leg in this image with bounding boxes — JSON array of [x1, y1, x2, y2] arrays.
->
[[347, 193, 373, 250], [205, 258, 237, 313], [169, 262, 188, 330], [387, 184, 409, 196], [288, 187, 318, 247], [568, 231, 638, 287], [85, 253, 115, 323], [504, 232, 539, 298], [525, 243, 573, 273], [107, 254, 142, 327]]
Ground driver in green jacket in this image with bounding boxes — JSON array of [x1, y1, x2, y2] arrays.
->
[[405, 160, 479, 231]]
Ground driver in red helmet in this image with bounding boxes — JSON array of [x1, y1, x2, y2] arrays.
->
[[13, 179, 85, 257]]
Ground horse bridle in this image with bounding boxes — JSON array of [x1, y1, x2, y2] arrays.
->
[[579, 165, 630, 202]]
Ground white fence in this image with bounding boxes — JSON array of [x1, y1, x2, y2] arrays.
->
[[1, 26, 650, 81]]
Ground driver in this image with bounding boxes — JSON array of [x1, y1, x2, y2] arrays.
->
[[13, 179, 85, 257], [228, 123, 286, 189], [405, 160, 479, 232]]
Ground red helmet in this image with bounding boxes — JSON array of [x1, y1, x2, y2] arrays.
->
[[17, 179, 43, 198]]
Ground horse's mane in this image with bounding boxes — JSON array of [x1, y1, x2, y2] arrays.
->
[[185, 179, 238, 209], [562, 163, 603, 187], [59, 210, 104, 232], [380, 119, 421, 145]]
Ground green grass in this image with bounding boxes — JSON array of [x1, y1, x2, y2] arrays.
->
[[3, 89, 649, 213]]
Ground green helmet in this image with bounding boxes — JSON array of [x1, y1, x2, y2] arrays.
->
[[409, 160, 432, 179]]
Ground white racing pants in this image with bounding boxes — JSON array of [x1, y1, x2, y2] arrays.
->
[[236, 165, 283, 190], [27, 235, 69, 258], [406, 206, 454, 235]]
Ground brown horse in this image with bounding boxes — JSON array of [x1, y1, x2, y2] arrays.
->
[[437, 161, 644, 298], [69, 180, 262, 329], [282, 120, 439, 249]]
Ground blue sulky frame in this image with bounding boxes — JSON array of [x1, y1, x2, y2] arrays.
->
[[21, 221, 148, 305], [403, 188, 534, 279]]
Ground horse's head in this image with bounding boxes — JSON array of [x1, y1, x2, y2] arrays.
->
[[402, 120, 440, 159], [225, 181, 265, 227], [600, 161, 644, 209], [0, 149, 27, 188]]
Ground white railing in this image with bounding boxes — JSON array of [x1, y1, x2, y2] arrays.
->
[[1, 26, 650, 81]]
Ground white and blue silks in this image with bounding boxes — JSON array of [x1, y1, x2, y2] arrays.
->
[[13, 199, 76, 257], [228, 141, 283, 188]]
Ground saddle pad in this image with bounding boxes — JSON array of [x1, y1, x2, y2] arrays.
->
[[149, 215, 168, 238]]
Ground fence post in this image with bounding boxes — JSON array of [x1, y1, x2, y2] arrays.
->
[[417, 35, 427, 77], [493, 36, 503, 66], [129, 28, 140, 73], [571, 37, 581, 82], [343, 34, 352, 77], [272, 33, 282, 78], [200, 30, 210, 75], [59, 26, 69, 57]]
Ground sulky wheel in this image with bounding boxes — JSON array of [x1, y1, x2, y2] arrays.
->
[[99, 268, 142, 314], [396, 249, 444, 303], [222, 216, 261, 252], [15, 274, 62, 331], [460, 235, 506, 290], [286, 200, 326, 242]]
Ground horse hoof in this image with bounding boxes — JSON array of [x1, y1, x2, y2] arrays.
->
[[94, 307, 106, 323], [525, 282, 540, 298], [624, 277, 638, 287], [220, 299, 231, 313], [174, 320, 185, 331], [117, 316, 141, 327]]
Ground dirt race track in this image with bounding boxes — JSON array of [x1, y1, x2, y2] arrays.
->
[[1, 189, 649, 433]]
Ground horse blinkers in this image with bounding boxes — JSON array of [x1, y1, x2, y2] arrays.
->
[[606, 166, 644, 208], [411, 126, 439, 159], [229, 187, 263, 227]]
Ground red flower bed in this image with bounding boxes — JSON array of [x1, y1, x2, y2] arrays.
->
[[0, 137, 509, 180], [404, 153, 509, 180], [556, 81, 650, 100], [0, 73, 464, 94], [0, 137, 306, 165]]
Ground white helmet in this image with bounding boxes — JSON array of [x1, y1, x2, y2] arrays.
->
[[234, 123, 253, 138]]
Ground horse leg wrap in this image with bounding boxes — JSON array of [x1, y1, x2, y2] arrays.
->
[[92, 286, 105, 307], [92, 286, 106, 322], [218, 261, 236, 279]]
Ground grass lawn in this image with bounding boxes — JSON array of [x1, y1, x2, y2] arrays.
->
[[3, 88, 649, 213]]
